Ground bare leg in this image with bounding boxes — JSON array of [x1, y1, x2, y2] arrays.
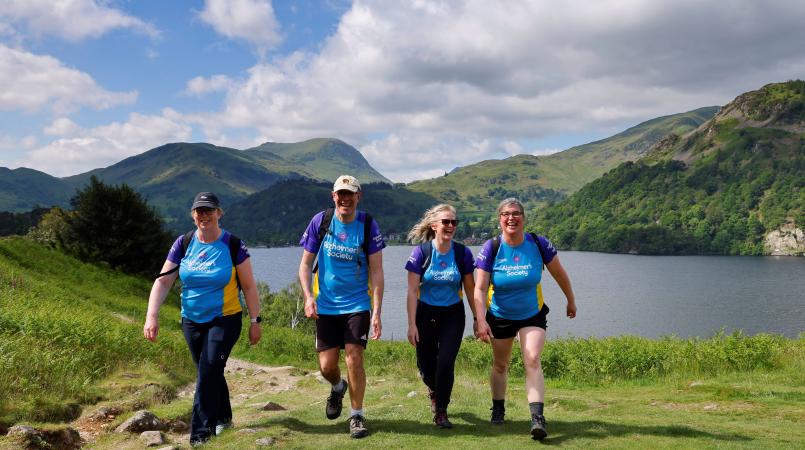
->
[[518, 327, 546, 403], [318, 347, 342, 385], [490, 337, 514, 400], [344, 343, 366, 410]]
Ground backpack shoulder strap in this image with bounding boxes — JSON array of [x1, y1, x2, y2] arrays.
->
[[155, 230, 194, 279], [452, 241, 467, 275], [491, 235, 502, 261], [529, 232, 546, 268], [312, 209, 334, 274], [228, 233, 242, 289], [418, 240, 433, 280], [362, 212, 373, 266]]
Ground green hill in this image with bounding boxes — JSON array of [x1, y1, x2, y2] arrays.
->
[[224, 179, 439, 245], [0, 167, 72, 212], [533, 81, 805, 255], [246, 138, 390, 184], [407, 107, 718, 213]]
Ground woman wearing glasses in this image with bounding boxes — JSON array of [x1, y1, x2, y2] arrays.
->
[[474, 198, 576, 441], [143, 192, 262, 446], [405, 204, 476, 429]]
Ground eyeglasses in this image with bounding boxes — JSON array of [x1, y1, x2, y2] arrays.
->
[[194, 207, 217, 215], [499, 211, 523, 218], [440, 219, 459, 226]]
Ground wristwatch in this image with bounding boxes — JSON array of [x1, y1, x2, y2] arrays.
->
[[250, 316, 262, 324]]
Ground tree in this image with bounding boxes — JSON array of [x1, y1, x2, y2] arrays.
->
[[57, 176, 172, 275]]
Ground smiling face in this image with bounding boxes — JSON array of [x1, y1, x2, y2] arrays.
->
[[498, 203, 525, 236], [192, 206, 222, 232], [431, 210, 458, 242], [332, 189, 361, 220]]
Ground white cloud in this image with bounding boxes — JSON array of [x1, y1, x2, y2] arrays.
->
[[22, 110, 192, 176], [44, 118, 81, 136], [199, 0, 282, 52], [0, 133, 37, 152], [0, 0, 158, 42], [181, 0, 805, 181], [0, 44, 137, 114], [184, 75, 234, 96]]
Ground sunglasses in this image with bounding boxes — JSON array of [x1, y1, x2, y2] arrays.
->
[[439, 219, 459, 226], [499, 211, 523, 218]]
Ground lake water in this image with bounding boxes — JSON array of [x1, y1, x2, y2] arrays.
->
[[250, 246, 805, 341]]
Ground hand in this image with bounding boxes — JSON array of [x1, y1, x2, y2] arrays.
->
[[567, 301, 577, 319], [407, 324, 418, 346], [475, 319, 492, 343], [371, 313, 382, 340], [249, 322, 262, 345], [143, 317, 159, 342], [304, 296, 318, 319]]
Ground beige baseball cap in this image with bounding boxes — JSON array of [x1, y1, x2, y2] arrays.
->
[[333, 175, 361, 192]]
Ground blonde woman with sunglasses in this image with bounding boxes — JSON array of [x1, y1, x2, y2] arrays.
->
[[405, 204, 476, 429]]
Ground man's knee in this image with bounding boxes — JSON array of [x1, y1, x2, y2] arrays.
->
[[344, 345, 364, 368]]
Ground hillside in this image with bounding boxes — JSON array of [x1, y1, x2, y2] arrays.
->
[[0, 167, 72, 212], [225, 179, 439, 245], [533, 81, 805, 255], [407, 107, 718, 212], [247, 138, 390, 184]]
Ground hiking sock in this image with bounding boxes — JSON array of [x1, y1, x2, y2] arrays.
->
[[350, 408, 365, 418], [529, 402, 544, 417], [492, 399, 505, 410], [332, 379, 346, 393]]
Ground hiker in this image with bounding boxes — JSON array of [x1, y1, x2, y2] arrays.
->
[[404, 204, 476, 429], [473, 197, 577, 441], [143, 192, 262, 446], [298, 175, 385, 439]]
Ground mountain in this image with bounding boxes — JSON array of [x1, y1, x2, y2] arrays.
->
[[224, 179, 439, 245], [0, 167, 73, 212], [533, 80, 804, 255], [0, 138, 387, 229], [406, 107, 718, 212], [246, 138, 390, 184]]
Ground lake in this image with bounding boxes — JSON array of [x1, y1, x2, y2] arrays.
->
[[250, 246, 805, 341]]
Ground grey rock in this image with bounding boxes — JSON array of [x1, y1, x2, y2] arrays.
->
[[115, 410, 165, 433], [167, 419, 188, 433], [90, 405, 122, 420], [256, 437, 275, 446], [7, 425, 40, 438], [140, 430, 165, 446], [237, 428, 259, 434], [406, 391, 417, 398]]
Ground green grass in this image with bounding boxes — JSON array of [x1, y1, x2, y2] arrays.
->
[[0, 237, 194, 425]]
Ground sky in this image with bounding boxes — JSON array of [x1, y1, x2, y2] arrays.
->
[[1, 0, 804, 182]]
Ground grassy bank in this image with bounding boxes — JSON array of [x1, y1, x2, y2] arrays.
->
[[0, 237, 194, 425]]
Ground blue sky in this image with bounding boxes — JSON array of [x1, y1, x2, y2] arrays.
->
[[1, 1, 804, 181]]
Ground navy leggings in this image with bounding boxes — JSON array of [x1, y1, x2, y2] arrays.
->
[[182, 313, 242, 441], [415, 301, 465, 410]]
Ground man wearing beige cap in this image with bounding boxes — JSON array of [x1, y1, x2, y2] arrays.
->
[[298, 175, 385, 438]]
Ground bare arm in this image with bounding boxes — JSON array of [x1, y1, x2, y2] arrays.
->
[[473, 268, 492, 342], [143, 260, 179, 342], [545, 256, 577, 318], [369, 250, 384, 340], [298, 250, 318, 319], [236, 258, 262, 345], [406, 271, 420, 346]]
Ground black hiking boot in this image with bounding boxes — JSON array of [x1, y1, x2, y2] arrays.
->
[[349, 414, 368, 438], [434, 408, 453, 429], [530, 414, 547, 441], [490, 404, 505, 425], [325, 380, 348, 420]]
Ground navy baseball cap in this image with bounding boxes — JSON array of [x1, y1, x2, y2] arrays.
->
[[191, 192, 221, 209]]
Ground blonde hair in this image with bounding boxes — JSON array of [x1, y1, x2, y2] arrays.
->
[[407, 204, 456, 244]]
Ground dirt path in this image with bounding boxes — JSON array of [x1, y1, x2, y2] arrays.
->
[[72, 358, 311, 448]]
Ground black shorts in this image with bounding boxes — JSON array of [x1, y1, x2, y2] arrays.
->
[[315, 311, 371, 352], [487, 305, 549, 340]]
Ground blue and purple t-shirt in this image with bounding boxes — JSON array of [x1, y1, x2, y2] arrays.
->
[[405, 241, 474, 307], [167, 229, 250, 323], [475, 234, 557, 320], [299, 211, 386, 315]]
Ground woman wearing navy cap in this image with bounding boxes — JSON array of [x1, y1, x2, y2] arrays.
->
[[143, 191, 261, 446]]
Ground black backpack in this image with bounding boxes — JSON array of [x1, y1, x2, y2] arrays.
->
[[490, 232, 548, 269], [156, 230, 243, 288], [418, 240, 468, 283], [312, 207, 373, 274]]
